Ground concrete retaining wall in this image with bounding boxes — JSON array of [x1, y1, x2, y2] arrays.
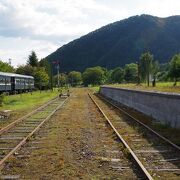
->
[[100, 86, 180, 128]]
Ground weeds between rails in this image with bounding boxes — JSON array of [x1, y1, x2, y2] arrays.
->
[[89, 93, 180, 180], [0, 96, 68, 171]]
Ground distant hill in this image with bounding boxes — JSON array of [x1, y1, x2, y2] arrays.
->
[[45, 14, 180, 72]]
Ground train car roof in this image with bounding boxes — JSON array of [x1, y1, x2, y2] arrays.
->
[[0, 72, 34, 79]]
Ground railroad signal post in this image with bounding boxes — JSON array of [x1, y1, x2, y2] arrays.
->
[[52, 60, 60, 90]]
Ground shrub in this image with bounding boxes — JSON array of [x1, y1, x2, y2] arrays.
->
[[0, 94, 5, 106]]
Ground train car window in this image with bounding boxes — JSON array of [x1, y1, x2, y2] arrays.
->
[[0, 76, 6, 85], [6, 79, 10, 84]]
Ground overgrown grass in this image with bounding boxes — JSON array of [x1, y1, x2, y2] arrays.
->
[[0, 90, 58, 111], [110, 82, 180, 93], [89, 86, 100, 93]]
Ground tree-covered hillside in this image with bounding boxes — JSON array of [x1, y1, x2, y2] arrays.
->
[[45, 14, 180, 72]]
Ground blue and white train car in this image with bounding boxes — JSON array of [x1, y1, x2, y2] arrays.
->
[[0, 72, 34, 93]]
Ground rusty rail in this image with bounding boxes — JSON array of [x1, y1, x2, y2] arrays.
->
[[98, 94, 180, 151], [0, 97, 68, 170], [0, 97, 58, 135], [88, 93, 153, 180]]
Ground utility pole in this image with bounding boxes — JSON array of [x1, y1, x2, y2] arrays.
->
[[53, 60, 60, 90], [8, 58, 12, 65]]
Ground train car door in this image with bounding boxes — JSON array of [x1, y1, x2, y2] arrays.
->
[[11, 77, 15, 92]]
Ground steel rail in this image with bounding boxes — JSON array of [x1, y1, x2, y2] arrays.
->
[[0, 97, 69, 170], [88, 93, 153, 180], [0, 96, 58, 136], [98, 94, 180, 151]]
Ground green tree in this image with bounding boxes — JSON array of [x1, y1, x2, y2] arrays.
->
[[16, 65, 34, 76], [105, 69, 113, 83], [124, 63, 138, 83], [101, 67, 109, 84], [151, 61, 159, 87], [169, 54, 180, 86], [27, 51, 39, 67], [39, 58, 51, 75], [33, 67, 49, 89], [110, 67, 124, 83], [140, 52, 153, 86], [82, 66, 105, 86], [54, 73, 67, 87], [0, 60, 14, 72], [68, 71, 82, 86], [157, 63, 169, 82], [39, 58, 53, 89]]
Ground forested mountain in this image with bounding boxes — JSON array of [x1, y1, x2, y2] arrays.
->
[[45, 14, 180, 72]]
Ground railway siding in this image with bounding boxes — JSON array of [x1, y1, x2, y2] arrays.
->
[[100, 86, 180, 128], [0, 96, 68, 170], [1, 89, 142, 179], [91, 93, 180, 179]]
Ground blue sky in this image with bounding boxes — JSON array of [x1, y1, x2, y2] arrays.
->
[[0, 0, 180, 67]]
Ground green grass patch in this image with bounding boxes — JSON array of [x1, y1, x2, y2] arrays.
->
[[110, 82, 180, 93], [89, 86, 100, 93], [0, 90, 58, 111]]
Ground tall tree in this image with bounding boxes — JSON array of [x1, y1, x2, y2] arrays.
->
[[39, 58, 53, 89], [33, 67, 49, 89], [16, 65, 34, 76], [157, 63, 169, 82], [68, 71, 82, 86], [140, 52, 153, 86], [169, 54, 180, 86], [0, 60, 14, 72], [27, 51, 39, 67], [151, 61, 159, 87], [82, 66, 105, 86], [110, 67, 124, 83], [124, 63, 138, 83]]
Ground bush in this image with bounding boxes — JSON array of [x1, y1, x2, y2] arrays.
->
[[68, 71, 82, 86], [82, 66, 105, 86], [0, 94, 5, 106], [110, 67, 124, 83]]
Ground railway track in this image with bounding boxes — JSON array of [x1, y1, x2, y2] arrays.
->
[[89, 93, 180, 180], [0, 96, 68, 171]]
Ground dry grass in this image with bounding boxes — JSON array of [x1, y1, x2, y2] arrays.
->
[[1, 88, 138, 179], [110, 82, 180, 93]]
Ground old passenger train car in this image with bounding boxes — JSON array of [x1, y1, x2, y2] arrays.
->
[[0, 72, 34, 93]]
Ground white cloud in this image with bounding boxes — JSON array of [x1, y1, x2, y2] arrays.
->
[[0, 36, 59, 67], [0, 0, 115, 38], [0, 0, 180, 67]]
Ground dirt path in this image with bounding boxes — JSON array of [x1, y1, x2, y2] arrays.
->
[[1, 88, 139, 179]]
